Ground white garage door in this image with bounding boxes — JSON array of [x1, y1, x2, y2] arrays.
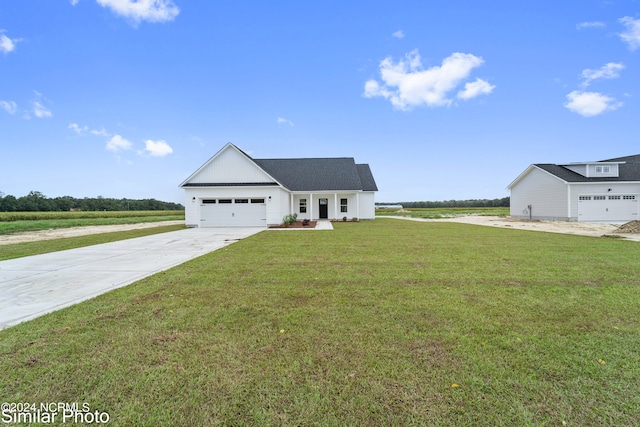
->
[[200, 198, 266, 227], [577, 195, 638, 222]]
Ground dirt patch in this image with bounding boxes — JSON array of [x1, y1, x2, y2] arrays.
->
[[0, 220, 184, 246], [269, 220, 317, 229], [613, 220, 640, 234], [384, 215, 640, 242]]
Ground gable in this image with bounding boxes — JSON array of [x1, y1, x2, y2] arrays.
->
[[181, 144, 278, 187]]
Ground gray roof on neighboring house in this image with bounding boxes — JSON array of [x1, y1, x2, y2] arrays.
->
[[254, 157, 378, 191], [536, 154, 640, 183]]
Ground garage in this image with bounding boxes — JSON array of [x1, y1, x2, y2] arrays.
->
[[199, 198, 267, 227], [577, 194, 638, 222]]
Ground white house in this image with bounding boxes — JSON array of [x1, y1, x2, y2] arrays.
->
[[508, 154, 640, 222], [179, 143, 378, 227]]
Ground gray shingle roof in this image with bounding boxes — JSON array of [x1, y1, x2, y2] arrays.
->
[[536, 154, 640, 182], [254, 157, 377, 191]]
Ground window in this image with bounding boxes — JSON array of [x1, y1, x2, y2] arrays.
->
[[593, 196, 606, 200], [609, 195, 621, 200], [579, 196, 591, 201], [251, 198, 265, 204], [595, 166, 610, 173], [299, 198, 307, 213], [235, 199, 249, 204], [218, 199, 232, 204], [340, 198, 348, 213], [202, 199, 216, 204], [623, 195, 636, 200]]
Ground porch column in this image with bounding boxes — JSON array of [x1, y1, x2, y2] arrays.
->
[[334, 193, 338, 220], [290, 193, 294, 215], [309, 193, 313, 220], [356, 193, 360, 219]]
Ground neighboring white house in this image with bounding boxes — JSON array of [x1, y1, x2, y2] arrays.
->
[[179, 143, 378, 227], [508, 154, 640, 222]]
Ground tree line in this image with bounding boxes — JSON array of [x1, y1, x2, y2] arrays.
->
[[382, 197, 510, 209], [0, 191, 184, 212]]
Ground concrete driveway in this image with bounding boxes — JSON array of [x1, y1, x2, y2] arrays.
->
[[0, 227, 264, 329]]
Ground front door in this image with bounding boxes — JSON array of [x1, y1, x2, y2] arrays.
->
[[319, 198, 328, 219]]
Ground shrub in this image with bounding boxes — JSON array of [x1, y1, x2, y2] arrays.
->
[[283, 213, 298, 227]]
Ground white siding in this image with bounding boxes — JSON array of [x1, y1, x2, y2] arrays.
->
[[510, 167, 569, 220], [189, 146, 274, 184], [358, 192, 376, 220]]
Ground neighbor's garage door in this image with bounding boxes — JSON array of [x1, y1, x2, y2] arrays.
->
[[200, 198, 266, 227], [577, 195, 638, 222]]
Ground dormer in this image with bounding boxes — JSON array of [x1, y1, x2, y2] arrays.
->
[[563, 162, 622, 178]]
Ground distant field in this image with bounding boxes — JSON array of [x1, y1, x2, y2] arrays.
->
[[0, 211, 185, 235], [376, 206, 509, 219]]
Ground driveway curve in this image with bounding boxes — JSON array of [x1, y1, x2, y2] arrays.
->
[[0, 227, 264, 329]]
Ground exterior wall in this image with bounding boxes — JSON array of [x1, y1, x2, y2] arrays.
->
[[189, 146, 273, 184], [358, 192, 376, 220], [183, 186, 288, 227], [569, 182, 640, 219], [510, 167, 569, 220]]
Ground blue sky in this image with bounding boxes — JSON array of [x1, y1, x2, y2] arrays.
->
[[1, 1, 640, 204]]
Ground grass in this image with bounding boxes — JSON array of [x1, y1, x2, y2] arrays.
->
[[376, 206, 509, 219], [0, 224, 186, 260], [1, 219, 639, 426], [0, 211, 185, 235]]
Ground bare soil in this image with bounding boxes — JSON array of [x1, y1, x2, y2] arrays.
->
[[269, 220, 317, 229], [385, 215, 640, 242], [0, 220, 185, 246]]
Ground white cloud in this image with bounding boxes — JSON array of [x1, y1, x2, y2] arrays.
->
[[70, 0, 80, 5], [392, 30, 405, 39], [96, 0, 180, 24], [143, 139, 173, 156], [106, 134, 133, 152], [0, 31, 20, 54], [91, 127, 110, 137], [68, 123, 89, 135], [277, 117, 294, 127], [577, 21, 605, 30], [581, 62, 624, 86], [564, 91, 622, 117], [364, 50, 491, 110], [619, 16, 640, 50], [0, 100, 17, 114], [457, 78, 495, 100], [33, 101, 52, 118]]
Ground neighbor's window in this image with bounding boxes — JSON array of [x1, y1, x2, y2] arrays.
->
[[593, 196, 606, 200], [202, 199, 216, 204], [595, 166, 610, 173], [235, 199, 249, 204], [251, 198, 265, 204], [609, 195, 621, 200], [218, 199, 232, 204], [340, 198, 348, 213], [623, 195, 636, 200], [299, 198, 307, 213], [579, 196, 591, 201]]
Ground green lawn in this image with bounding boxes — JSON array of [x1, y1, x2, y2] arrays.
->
[[1, 219, 639, 426]]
